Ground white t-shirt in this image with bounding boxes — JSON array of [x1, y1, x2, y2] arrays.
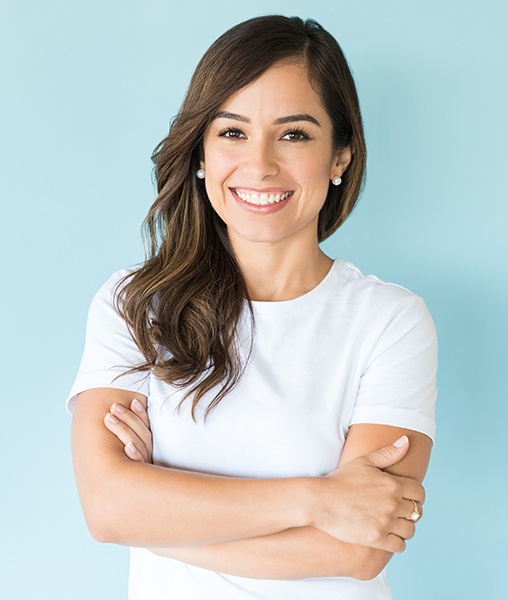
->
[[68, 259, 437, 600]]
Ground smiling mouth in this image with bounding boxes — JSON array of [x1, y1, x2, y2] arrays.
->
[[232, 188, 294, 206]]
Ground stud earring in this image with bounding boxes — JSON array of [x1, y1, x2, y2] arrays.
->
[[196, 168, 205, 180], [332, 176, 342, 186]]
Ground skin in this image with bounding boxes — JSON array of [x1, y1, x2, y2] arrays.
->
[[104, 401, 430, 580], [71, 61, 433, 581], [200, 60, 351, 301]]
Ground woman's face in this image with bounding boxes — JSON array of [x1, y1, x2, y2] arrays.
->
[[201, 61, 350, 249]]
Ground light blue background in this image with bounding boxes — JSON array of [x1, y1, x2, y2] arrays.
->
[[1, 1, 506, 598]]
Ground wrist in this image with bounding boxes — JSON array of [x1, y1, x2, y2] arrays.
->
[[295, 476, 322, 529]]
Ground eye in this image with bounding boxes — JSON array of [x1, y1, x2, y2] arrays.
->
[[281, 128, 311, 142], [218, 127, 245, 140]]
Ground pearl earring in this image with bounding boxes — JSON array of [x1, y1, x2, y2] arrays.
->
[[332, 176, 342, 186], [196, 168, 205, 180]]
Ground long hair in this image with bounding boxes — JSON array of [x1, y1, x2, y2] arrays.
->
[[117, 15, 367, 419]]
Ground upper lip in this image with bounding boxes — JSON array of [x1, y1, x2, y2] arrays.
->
[[231, 187, 294, 194]]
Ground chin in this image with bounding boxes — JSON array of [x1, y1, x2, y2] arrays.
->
[[229, 224, 307, 246]]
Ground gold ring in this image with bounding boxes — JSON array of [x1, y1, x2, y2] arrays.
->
[[408, 500, 421, 523]]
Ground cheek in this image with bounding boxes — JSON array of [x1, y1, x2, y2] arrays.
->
[[204, 149, 237, 189], [202, 156, 235, 217], [294, 156, 333, 193]]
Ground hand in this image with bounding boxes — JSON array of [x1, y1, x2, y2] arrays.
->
[[313, 436, 424, 553], [104, 399, 153, 463]]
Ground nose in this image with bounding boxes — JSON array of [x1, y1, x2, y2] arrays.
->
[[243, 138, 279, 179]]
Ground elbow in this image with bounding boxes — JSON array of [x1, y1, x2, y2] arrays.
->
[[353, 564, 384, 581], [76, 463, 138, 545], [84, 509, 117, 544], [347, 548, 392, 581], [81, 494, 126, 545], [87, 520, 114, 544]]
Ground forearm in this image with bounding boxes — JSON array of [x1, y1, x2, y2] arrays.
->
[[74, 390, 427, 555], [86, 458, 310, 547], [72, 390, 311, 547], [149, 425, 432, 580], [148, 527, 391, 580]]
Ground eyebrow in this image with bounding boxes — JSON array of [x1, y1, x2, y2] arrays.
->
[[213, 111, 321, 127]]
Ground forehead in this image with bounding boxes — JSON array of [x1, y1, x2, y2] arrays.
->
[[216, 61, 329, 121]]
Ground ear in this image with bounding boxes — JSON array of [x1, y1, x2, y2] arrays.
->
[[199, 159, 206, 170], [330, 144, 353, 179]]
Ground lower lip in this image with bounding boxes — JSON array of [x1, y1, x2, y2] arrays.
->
[[230, 189, 293, 214]]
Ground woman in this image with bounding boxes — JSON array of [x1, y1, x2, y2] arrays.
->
[[69, 15, 437, 599]]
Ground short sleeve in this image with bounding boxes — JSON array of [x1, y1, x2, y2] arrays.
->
[[66, 271, 150, 414], [350, 295, 437, 441]]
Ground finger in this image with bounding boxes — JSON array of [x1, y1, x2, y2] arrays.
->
[[392, 517, 416, 541], [125, 441, 145, 463], [110, 403, 152, 455], [130, 398, 150, 429], [392, 476, 426, 505], [104, 412, 150, 463], [361, 436, 410, 470], [384, 533, 407, 554], [400, 498, 423, 522]]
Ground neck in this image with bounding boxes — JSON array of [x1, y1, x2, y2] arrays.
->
[[230, 234, 333, 302]]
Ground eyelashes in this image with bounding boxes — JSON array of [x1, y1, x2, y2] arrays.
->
[[282, 128, 311, 142], [217, 127, 245, 139], [217, 126, 312, 142]]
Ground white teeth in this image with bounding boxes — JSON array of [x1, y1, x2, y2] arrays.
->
[[235, 190, 292, 206]]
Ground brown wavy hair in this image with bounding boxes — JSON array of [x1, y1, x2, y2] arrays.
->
[[116, 15, 367, 419]]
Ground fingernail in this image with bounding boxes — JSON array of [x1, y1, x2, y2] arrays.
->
[[106, 412, 119, 424], [393, 435, 409, 448], [112, 403, 125, 413], [127, 442, 138, 454], [132, 399, 143, 413]]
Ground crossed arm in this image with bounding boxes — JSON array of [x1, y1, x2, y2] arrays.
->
[[72, 388, 432, 581]]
